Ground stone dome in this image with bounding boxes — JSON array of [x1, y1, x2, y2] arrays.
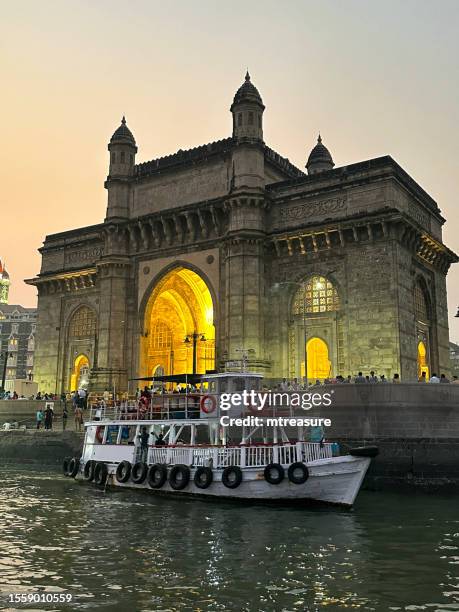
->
[[110, 116, 136, 146], [306, 135, 334, 174], [231, 72, 264, 109]]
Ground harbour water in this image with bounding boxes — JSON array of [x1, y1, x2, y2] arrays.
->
[[1, 466, 458, 611]]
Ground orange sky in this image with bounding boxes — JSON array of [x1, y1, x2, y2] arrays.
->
[[1, 0, 458, 340]]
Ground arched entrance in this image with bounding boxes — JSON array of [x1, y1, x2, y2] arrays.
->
[[414, 280, 431, 380], [70, 354, 90, 391], [301, 337, 331, 381], [291, 275, 339, 382], [417, 341, 429, 379], [141, 267, 215, 377]]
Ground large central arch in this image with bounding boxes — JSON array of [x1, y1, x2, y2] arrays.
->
[[140, 266, 215, 377]]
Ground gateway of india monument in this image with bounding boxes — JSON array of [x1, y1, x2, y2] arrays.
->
[[27, 73, 457, 393]]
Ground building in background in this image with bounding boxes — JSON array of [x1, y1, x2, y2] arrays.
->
[[27, 73, 458, 393], [0, 260, 38, 394], [0, 260, 10, 304], [450, 342, 459, 378]]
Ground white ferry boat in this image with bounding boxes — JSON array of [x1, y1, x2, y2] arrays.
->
[[63, 373, 377, 507]]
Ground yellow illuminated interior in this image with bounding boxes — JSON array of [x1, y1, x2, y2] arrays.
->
[[141, 267, 215, 377], [301, 337, 331, 381], [70, 353, 90, 391], [417, 341, 429, 379]]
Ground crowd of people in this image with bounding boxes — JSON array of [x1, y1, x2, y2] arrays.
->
[[273, 371, 459, 390]]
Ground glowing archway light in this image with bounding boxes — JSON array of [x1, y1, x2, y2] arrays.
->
[[141, 267, 215, 376]]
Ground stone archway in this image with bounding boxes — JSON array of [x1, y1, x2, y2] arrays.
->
[[70, 353, 90, 391], [140, 266, 215, 377]]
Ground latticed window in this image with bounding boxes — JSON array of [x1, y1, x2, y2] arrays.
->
[[293, 275, 340, 315], [69, 306, 96, 338], [151, 322, 172, 350], [414, 282, 430, 323]]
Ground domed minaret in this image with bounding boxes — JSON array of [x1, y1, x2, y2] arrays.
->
[[0, 260, 10, 304], [105, 116, 137, 220], [230, 71, 265, 142], [306, 134, 335, 175]]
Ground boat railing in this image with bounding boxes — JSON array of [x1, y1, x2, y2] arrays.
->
[[146, 442, 334, 468], [89, 396, 203, 422]]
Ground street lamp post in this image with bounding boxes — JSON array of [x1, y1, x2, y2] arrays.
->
[[1, 352, 13, 396], [184, 332, 206, 374]]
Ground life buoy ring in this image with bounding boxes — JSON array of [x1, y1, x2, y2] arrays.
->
[[264, 463, 285, 485], [147, 463, 167, 489], [288, 462, 309, 485], [222, 465, 242, 489], [83, 460, 96, 481], [194, 466, 213, 489], [115, 460, 131, 483], [67, 457, 80, 478], [169, 464, 190, 490], [94, 462, 108, 486], [200, 395, 217, 414], [131, 462, 148, 484], [62, 456, 71, 476], [95, 426, 104, 443]]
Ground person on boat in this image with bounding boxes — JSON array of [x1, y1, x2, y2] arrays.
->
[[139, 426, 150, 461], [354, 372, 366, 383], [440, 374, 450, 383], [418, 372, 427, 383], [429, 373, 440, 383], [380, 375, 388, 383], [154, 433, 166, 446], [392, 373, 401, 384], [369, 371, 378, 383]]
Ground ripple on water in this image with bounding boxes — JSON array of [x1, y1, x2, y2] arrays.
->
[[1, 465, 459, 610]]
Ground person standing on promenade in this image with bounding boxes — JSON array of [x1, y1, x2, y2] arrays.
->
[[74, 406, 83, 432], [62, 406, 68, 430], [44, 405, 53, 430], [36, 408, 43, 429]]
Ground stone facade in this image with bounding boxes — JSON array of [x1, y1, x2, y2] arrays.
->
[[26, 74, 458, 393], [0, 304, 37, 382]]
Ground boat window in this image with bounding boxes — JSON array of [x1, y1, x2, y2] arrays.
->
[[105, 425, 119, 444], [119, 425, 137, 445], [95, 426, 105, 445]]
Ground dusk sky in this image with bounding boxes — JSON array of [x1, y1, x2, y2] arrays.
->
[[1, 0, 458, 340]]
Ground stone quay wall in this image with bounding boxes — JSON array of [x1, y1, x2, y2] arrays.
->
[[0, 385, 458, 490]]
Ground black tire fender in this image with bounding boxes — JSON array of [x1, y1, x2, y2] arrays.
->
[[131, 462, 148, 484], [94, 462, 108, 486], [83, 460, 96, 482], [221, 465, 243, 489], [67, 457, 80, 478], [115, 460, 131, 483], [62, 457, 71, 476], [194, 466, 213, 489], [288, 462, 309, 485], [147, 463, 167, 489], [264, 463, 285, 485], [169, 464, 191, 490]]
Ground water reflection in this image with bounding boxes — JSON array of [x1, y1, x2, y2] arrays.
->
[[0, 466, 458, 611]]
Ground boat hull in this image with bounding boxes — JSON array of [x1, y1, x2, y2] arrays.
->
[[75, 455, 370, 507]]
